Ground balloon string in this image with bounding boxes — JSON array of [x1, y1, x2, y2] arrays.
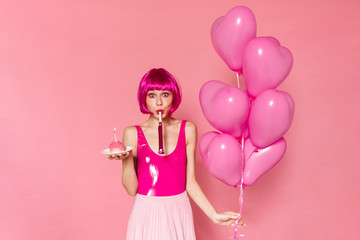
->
[[233, 170, 245, 239], [236, 72, 240, 88], [241, 134, 244, 151], [240, 135, 244, 215], [233, 135, 245, 239]]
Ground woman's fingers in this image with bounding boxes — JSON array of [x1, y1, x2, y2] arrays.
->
[[214, 212, 245, 227], [215, 213, 236, 224], [228, 212, 241, 219], [120, 152, 129, 160], [107, 154, 120, 160], [108, 151, 131, 160], [221, 212, 240, 220]]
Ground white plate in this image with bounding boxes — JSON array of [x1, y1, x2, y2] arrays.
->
[[101, 146, 132, 155]]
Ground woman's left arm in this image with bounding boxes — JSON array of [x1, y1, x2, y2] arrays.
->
[[185, 121, 242, 226]]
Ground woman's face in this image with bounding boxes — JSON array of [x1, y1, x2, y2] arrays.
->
[[145, 89, 173, 119]]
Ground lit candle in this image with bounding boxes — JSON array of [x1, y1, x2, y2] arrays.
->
[[109, 127, 125, 153], [113, 127, 118, 142]]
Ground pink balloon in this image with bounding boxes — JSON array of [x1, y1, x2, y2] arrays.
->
[[243, 138, 287, 186], [211, 6, 256, 72], [199, 131, 244, 186], [243, 37, 293, 97], [248, 89, 294, 148], [200, 80, 250, 138]]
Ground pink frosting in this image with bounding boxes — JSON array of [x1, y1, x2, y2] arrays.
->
[[109, 141, 125, 153]]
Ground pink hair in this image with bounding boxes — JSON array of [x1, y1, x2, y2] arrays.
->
[[137, 68, 182, 116]]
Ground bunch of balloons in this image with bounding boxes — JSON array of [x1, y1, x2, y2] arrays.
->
[[199, 6, 295, 188]]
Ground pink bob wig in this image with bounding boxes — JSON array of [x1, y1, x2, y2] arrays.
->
[[138, 68, 182, 116]]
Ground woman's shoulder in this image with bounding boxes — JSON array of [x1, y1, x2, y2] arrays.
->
[[184, 120, 197, 137], [183, 120, 197, 145], [171, 118, 195, 130], [122, 125, 138, 147], [184, 120, 196, 129], [123, 125, 138, 137]]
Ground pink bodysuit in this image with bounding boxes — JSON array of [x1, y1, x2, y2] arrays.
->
[[135, 120, 187, 196]]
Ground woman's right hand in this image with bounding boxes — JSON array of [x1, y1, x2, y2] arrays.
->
[[107, 150, 132, 160], [212, 212, 245, 227]]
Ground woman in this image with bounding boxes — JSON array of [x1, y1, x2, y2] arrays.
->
[[108, 68, 243, 239]]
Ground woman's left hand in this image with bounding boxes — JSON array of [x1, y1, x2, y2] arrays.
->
[[212, 212, 245, 227]]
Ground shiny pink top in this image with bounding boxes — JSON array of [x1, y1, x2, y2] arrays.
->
[[135, 120, 187, 196]]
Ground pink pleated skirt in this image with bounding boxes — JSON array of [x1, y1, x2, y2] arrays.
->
[[126, 191, 196, 240]]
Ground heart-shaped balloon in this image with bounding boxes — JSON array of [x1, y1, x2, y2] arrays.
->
[[243, 138, 287, 186], [248, 89, 294, 148], [211, 6, 257, 72], [243, 37, 293, 97], [200, 80, 250, 138], [199, 131, 244, 186]]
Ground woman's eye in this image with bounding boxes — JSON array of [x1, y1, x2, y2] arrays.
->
[[162, 92, 169, 97], [148, 93, 155, 98]]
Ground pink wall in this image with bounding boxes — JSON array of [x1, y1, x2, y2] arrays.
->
[[1, 0, 359, 239]]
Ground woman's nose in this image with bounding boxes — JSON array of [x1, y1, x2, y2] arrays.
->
[[157, 97, 163, 105]]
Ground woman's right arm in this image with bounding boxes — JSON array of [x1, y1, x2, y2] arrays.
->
[[121, 126, 138, 196]]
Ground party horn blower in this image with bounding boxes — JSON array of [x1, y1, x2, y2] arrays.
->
[[157, 110, 164, 154]]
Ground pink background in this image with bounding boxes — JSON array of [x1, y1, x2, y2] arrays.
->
[[1, 0, 359, 239]]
